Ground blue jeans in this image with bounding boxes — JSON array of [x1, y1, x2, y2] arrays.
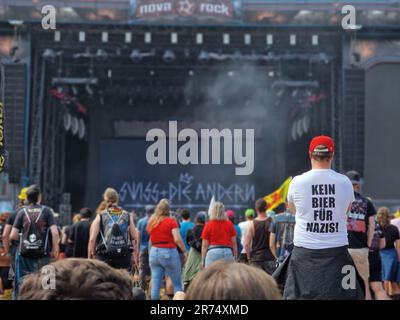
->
[[14, 253, 51, 299], [205, 246, 234, 268], [149, 247, 182, 300]]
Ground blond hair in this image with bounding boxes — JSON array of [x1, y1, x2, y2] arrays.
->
[[377, 207, 391, 227], [147, 199, 170, 233], [209, 202, 226, 221], [103, 188, 119, 208], [72, 214, 81, 224], [185, 261, 282, 300]]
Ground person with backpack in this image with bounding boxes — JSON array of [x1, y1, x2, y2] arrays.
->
[[147, 199, 188, 300], [88, 188, 139, 271], [9, 185, 60, 298], [245, 198, 275, 275]]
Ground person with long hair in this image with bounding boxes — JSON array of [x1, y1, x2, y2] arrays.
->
[[377, 207, 400, 297], [88, 188, 139, 271], [147, 199, 187, 300], [201, 202, 237, 268]]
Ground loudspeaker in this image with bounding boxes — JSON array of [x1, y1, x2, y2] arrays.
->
[[1, 62, 27, 184], [342, 68, 365, 175]]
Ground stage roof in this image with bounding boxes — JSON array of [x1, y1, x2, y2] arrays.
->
[[0, 0, 399, 26]]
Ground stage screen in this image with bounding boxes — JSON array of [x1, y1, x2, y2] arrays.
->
[[99, 138, 261, 211]]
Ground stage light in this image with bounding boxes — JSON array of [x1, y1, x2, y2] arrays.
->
[[144, 32, 152, 44], [96, 49, 108, 59], [312, 35, 319, 46], [163, 50, 176, 62], [223, 34, 230, 45], [268, 71, 274, 77], [171, 33, 178, 44], [54, 31, 61, 42], [63, 113, 72, 132], [102, 32, 109, 43], [79, 31, 86, 42], [71, 85, 79, 96], [188, 70, 194, 76], [196, 33, 203, 45], [198, 51, 209, 61], [227, 71, 235, 77], [125, 32, 132, 44], [71, 117, 79, 136], [290, 35, 296, 46], [78, 119, 85, 140], [43, 48, 56, 60], [266, 34, 273, 45], [130, 49, 141, 62], [244, 34, 251, 45], [85, 84, 93, 96], [276, 88, 285, 98]]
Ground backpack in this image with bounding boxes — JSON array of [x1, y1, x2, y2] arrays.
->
[[98, 208, 130, 258], [20, 207, 49, 258]]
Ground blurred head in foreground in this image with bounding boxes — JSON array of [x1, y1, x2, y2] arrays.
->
[[18, 258, 136, 300], [185, 260, 282, 300]]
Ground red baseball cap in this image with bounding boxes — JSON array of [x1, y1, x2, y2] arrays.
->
[[309, 135, 334, 154], [226, 210, 235, 219]]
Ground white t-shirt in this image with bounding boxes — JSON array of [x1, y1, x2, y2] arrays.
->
[[287, 169, 355, 249], [238, 220, 251, 254]]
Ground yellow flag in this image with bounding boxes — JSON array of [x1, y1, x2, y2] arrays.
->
[[264, 177, 292, 211]]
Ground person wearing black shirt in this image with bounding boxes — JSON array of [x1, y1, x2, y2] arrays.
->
[[10, 185, 60, 298], [377, 207, 400, 297], [368, 221, 389, 299], [346, 171, 375, 300], [68, 208, 92, 258]]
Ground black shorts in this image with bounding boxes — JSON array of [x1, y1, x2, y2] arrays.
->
[[368, 250, 382, 282], [0, 267, 12, 290], [96, 254, 132, 270], [250, 260, 276, 275]]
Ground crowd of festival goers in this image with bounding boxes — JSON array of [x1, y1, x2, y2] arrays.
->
[[0, 138, 399, 300]]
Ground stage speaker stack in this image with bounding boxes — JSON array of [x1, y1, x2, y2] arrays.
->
[[342, 68, 365, 175], [0, 62, 27, 184]]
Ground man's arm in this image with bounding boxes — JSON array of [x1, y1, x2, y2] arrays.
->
[[50, 225, 60, 258], [288, 202, 296, 214], [10, 227, 20, 242], [269, 232, 277, 260], [2, 224, 12, 254], [395, 239, 400, 262], [88, 215, 100, 259], [201, 239, 209, 266], [129, 215, 140, 264], [367, 216, 375, 248], [245, 221, 254, 260]]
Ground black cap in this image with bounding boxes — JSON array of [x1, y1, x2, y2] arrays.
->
[[346, 170, 361, 184], [145, 205, 154, 215], [26, 184, 41, 203], [79, 207, 92, 219]]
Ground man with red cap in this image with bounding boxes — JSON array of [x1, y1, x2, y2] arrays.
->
[[279, 135, 364, 299]]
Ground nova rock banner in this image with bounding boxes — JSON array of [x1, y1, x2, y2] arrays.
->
[[131, 0, 241, 22]]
